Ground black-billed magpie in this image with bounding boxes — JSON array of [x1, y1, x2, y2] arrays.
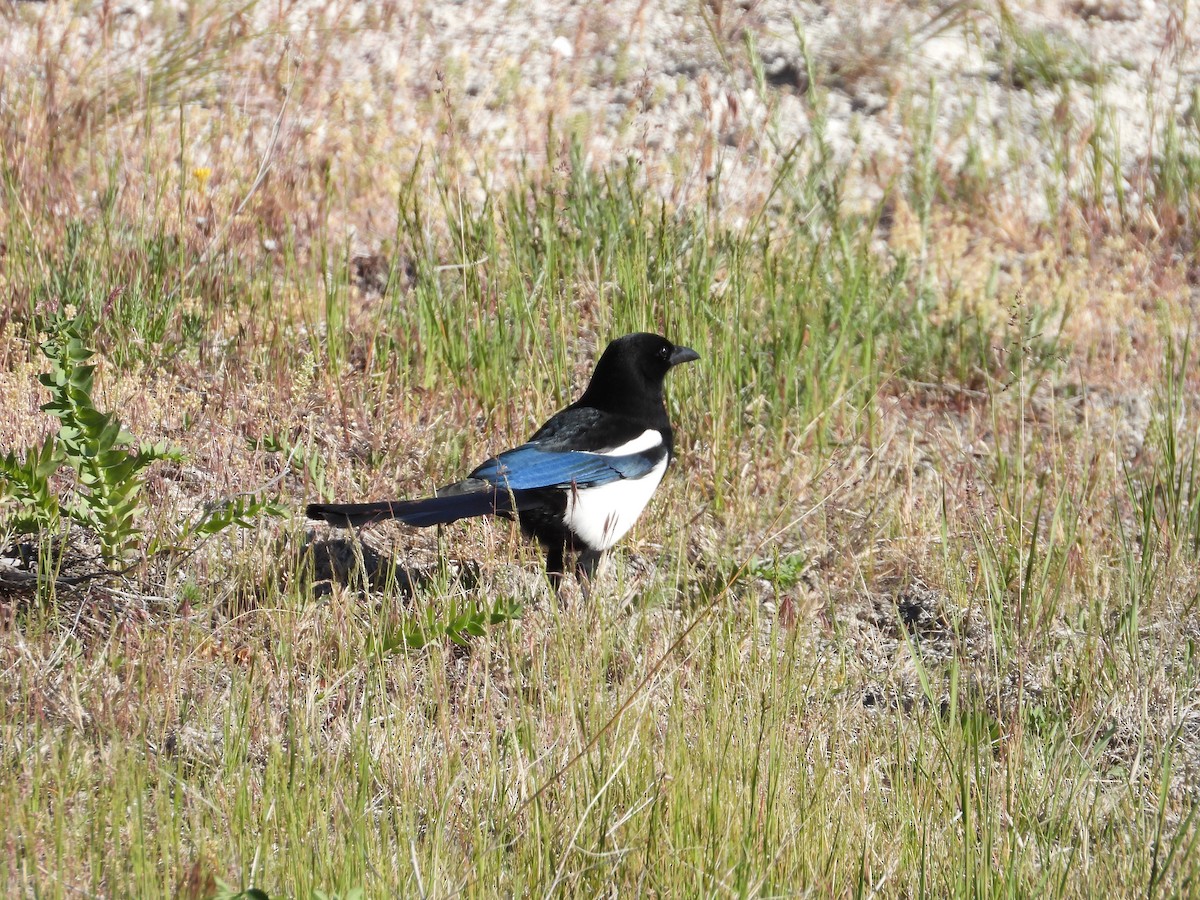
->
[[306, 333, 700, 588]]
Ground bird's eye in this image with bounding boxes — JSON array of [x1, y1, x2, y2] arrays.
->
[[658, 345, 671, 360]]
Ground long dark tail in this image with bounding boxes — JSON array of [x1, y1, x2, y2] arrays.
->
[[307, 488, 525, 529]]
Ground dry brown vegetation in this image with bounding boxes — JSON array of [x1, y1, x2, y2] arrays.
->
[[3, 0, 1200, 896]]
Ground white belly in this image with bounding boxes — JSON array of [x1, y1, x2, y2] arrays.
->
[[563, 456, 668, 551]]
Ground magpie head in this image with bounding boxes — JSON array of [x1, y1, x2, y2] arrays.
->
[[578, 333, 700, 413], [602, 332, 700, 381]]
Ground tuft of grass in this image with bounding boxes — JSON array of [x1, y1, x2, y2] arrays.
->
[[994, 15, 1107, 91]]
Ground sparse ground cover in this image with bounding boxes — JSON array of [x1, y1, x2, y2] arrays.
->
[[3, 0, 1200, 896]]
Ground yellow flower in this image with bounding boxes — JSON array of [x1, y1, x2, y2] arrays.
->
[[192, 167, 212, 190]]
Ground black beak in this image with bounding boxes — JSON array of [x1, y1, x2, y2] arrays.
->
[[669, 345, 700, 367]]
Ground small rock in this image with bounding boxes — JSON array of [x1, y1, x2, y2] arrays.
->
[[551, 35, 573, 58], [1071, 0, 1143, 21]]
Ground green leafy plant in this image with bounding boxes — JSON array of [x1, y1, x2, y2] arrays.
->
[[371, 597, 523, 653], [746, 551, 808, 590], [1, 313, 181, 562], [0, 437, 63, 537], [2, 313, 284, 567], [177, 493, 288, 543]]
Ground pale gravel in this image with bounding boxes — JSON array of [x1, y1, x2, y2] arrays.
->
[[2, 0, 1198, 232]]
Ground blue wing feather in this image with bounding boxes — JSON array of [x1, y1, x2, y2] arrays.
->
[[469, 444, 660, 491]]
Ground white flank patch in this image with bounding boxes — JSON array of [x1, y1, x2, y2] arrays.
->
[[597, 429, 663, 456], [563, 455, 668, 551]]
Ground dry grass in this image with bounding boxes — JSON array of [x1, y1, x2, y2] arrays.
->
[[3, 0, 1200, 896]]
